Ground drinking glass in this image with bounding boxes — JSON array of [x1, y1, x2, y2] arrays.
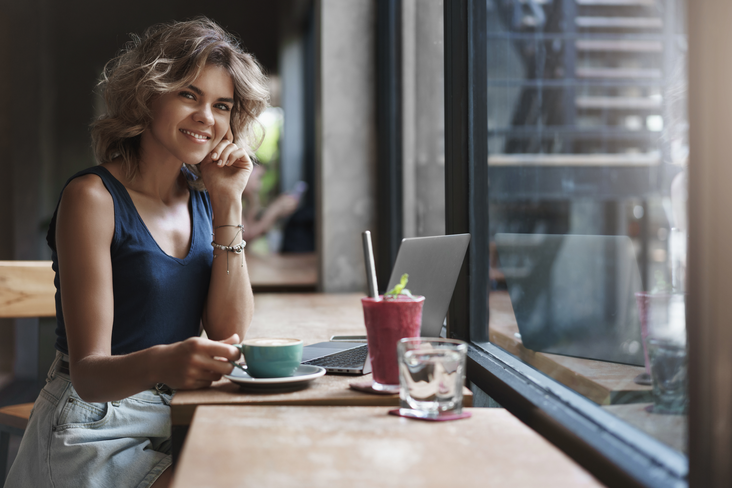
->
[[646, 293, 687, 414], [397, 338, 467, 418]]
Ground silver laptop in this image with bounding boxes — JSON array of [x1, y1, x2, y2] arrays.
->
[[301, 233, 471, 374], [495, 233, 644, 366]]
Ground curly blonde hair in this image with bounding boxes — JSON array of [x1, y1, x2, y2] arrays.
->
[[91, 17, 269, 190]]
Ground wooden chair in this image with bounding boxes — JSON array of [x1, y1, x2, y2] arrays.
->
[[0, 261, 55, 485]]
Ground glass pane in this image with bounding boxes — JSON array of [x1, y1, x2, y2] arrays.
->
[[485, 0, 688, 454]]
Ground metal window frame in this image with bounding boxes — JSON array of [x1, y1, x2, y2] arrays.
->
[[375, 0, 403, 293], [443, 1, 689, 486]]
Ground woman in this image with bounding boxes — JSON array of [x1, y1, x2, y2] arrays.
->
[[6, 17, 268, 488]]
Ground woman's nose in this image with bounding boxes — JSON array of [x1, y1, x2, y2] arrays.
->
[[193, 104, 214, 125]]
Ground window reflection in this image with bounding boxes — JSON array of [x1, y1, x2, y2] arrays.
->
[[487, 0, 688, 453]]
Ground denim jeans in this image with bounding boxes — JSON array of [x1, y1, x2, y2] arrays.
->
[[6, 352, 173, 488]]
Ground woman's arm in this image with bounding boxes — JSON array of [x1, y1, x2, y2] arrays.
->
[[200, 138, 256, 341], [57, 175, 240, 403]]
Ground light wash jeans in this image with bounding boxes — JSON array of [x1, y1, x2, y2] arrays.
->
[[6, 352, 173, 488]]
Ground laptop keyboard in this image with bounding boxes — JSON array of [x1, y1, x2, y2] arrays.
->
[[302, 344, 369, 369]]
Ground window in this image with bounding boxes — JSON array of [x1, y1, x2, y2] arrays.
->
[[444, 0, 691, 486]]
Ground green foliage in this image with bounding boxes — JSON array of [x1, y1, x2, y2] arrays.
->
[[384, 273, 415, 300]]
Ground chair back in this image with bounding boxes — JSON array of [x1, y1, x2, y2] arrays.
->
[[0, 261, 56, 319]]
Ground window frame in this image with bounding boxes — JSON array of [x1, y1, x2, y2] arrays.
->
[[443, 1, 690, 486]]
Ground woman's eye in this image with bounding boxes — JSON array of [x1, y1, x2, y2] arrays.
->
[[180, 91, 195, 100], [215, 103, 231, 111]]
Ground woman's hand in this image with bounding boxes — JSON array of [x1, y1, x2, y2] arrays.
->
[[157, 334, 241, 390], [199, 128, 254, 204]]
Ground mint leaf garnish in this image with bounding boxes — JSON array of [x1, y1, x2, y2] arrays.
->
[[384, 273, 414, 300]]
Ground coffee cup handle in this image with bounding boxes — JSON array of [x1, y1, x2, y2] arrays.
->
[[229, 344, 248, 373]]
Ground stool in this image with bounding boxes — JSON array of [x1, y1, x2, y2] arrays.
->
[[0, 403, 33, 487]]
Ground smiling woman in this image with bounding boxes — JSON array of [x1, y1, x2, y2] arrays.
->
[[5, 17, 269, 488], [92, 17, 269, 190]]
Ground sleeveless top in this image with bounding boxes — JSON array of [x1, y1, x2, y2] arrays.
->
[[46, 166, 213, 356]]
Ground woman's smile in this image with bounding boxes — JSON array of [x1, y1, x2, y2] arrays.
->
[[179, 128, 212, 142]]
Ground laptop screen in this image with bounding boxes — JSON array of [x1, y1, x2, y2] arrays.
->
[[495, 233, 644, 366], [385, 234, 470, 338]]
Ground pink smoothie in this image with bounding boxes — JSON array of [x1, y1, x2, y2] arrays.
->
[[362, 295, 425, 387]]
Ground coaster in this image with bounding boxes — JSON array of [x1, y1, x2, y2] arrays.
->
[[349, 380, 399, 395], [388, 408, 472, 422]]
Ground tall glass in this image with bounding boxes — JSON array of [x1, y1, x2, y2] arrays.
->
[[646, 293, 688, 414], [362, 295, 425, 391]]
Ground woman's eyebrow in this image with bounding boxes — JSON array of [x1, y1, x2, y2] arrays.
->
[[187, 84, 234, 104]]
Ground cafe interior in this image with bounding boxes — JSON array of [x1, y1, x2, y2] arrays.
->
[[1, 0, 731, 486]]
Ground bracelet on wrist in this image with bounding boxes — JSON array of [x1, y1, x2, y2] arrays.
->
[[211, 224, 246, 274]]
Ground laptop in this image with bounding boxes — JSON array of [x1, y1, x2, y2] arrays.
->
[[494, 233, 644, 366], [301, 233, 471, 374]]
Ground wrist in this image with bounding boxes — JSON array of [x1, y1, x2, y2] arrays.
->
[[209, 192, 244, 213], [211, 202, 243, 227], [146, 344, 170, 386]]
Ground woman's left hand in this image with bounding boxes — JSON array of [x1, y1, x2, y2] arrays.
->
[[199, 128, 254, 203]]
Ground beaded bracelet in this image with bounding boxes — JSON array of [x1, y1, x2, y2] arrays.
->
[[211, 224, 246, 274], [211, 240, 246, 254]]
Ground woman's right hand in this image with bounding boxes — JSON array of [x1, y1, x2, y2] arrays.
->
[[157, 334, 241, 390]]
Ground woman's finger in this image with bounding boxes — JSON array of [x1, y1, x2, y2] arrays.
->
[[229, 149, 252, 169], [217, 142, 239, 166], [210, 137, 234, 163]]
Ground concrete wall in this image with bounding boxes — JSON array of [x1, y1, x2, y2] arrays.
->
[[316, 0, 377, 293], [402, 0, 445, 238]]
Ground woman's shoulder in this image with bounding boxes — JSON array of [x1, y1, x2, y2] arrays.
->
[[63, 172, 112, 203], [59, 172, 115, 222]]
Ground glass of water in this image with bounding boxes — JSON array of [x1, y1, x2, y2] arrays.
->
[[397, 338, 468, 418], [646, 293, 688, 414]]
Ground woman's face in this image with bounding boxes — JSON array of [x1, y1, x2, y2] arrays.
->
[[143, 64, 235, 166]]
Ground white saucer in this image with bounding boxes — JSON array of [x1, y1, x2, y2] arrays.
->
[[225, 364, 326, 388]]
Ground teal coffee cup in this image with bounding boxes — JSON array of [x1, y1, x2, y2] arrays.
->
[[232, 338, 304, 378]]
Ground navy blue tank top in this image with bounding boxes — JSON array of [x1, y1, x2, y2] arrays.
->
[[46, 166, 213, 355]]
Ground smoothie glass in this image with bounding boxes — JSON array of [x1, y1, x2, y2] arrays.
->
[[362, 295, 425, 391]]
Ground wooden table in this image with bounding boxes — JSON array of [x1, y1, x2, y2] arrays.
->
[[172, 293, 400, 425], [246, 252, 317, 292], [171, 405, 602, 488], [170, 293, 473, 457], [489, 291, 651, 405]]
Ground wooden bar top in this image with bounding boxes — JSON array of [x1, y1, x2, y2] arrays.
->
[[171, 293, 472, 425], [171, 406, 602, 488], [489, 291, 651, 405], [246, 252, 317, 292]]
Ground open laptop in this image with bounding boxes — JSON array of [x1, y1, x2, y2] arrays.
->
[[301, 233, 471, 374], [494, 233, 644, 366]]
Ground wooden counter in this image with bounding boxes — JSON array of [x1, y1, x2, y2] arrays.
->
[[171, 405, 602, 488], [246, 252, 317, 292], [489, 291, 651, 405], [171, 293, 473, 425]]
